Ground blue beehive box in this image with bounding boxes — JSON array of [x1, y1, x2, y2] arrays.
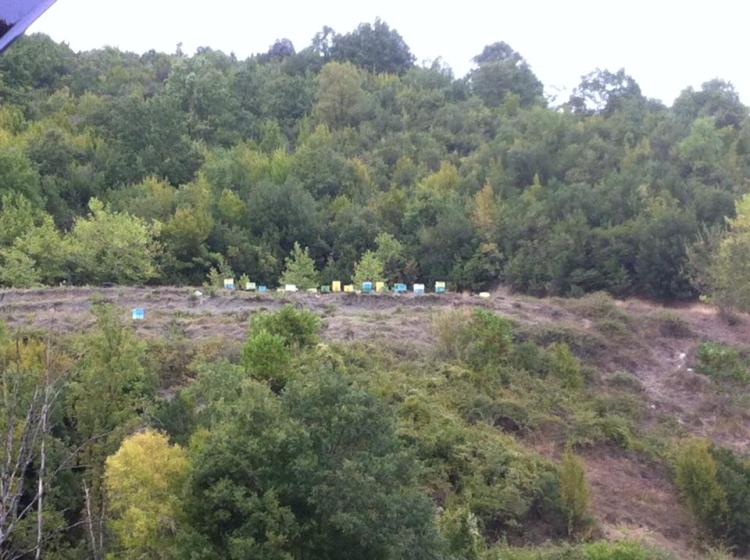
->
[[394, 283, 407, 293], [132, 308, 145, 320], [258, 285, 268, 293], [435, 281, 446, 294], [362, 281, 373, 294]]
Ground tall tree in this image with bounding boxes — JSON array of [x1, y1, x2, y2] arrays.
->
[[469, 41, 543, 107], [330, 19, 415, 75]]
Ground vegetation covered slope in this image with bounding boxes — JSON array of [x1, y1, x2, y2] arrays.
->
[[0, 22, 749, 302], [1, 287, 749, 558]]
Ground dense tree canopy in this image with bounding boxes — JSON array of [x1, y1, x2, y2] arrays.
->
[[0, 22, 749, 303]]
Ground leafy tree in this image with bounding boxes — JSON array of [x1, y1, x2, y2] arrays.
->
[[314, 62, 368, 129], [374, 232, 406, 283], [67, 303, 155, 558], [469, 42, 544, 107], [266, 38, 296, 61], [184, 371, 443, 559], [673, 79, 747, 129], [105, 430, 189, 559], [712, 446, 750, 554], [568, 69, 644, 116], [707, 194, 750, 311], [69, 198, 159, 285], [0, 142, 42, 204], [330, 19, 415, 75], [108, 176, 177, 223], [0, 215, 69, 287], [280, 242, 319, 289]]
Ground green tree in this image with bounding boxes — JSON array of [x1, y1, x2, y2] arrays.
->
[[69, 198, 159, 284], [549, 342, 584, 390], [241, 329, 292, 387], [469, 42, 544, 107], [67, 303, 155, 559], [184, 371, 443, 559], [708, 194, 750, 311], [280, 242, 319, 289], [352, 250, 385, 286], [330, 19, 415, 75], [0, 142, 42, 204], [314, 62, 368, 129], [374, 232, 406, 283]]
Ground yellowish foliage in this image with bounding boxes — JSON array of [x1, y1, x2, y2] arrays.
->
[[418, 162, 460, 195], [472, 183, 498, 233], [105, 429, 189, 559]]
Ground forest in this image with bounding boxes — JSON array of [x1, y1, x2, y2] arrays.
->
[[0, 21, 749, 305], [2, 19, 750, 560]]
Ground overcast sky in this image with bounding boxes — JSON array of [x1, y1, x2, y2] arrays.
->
[[27, 0, 750, 106]]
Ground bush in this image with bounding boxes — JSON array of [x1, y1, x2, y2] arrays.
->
[[439, 506, 484, 560], [433, 308, 513, 371], [655, 311, 692, 338], [249, 305, 321, 349], [559, 448, 591, 536], [712, 447, 750, 555], [494, 541, 674, 560], [511, 341, 550, 377], [464, 309, 514, 370], [548, 342, 583, 389], [695, 342, 749, 382], [675, 438, 728, 539], [241, 329, 292, 387]]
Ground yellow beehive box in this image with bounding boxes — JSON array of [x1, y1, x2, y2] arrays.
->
[[344, 284, 354, 293], [332, 281, 342, 292], [375, 281, 385, 293]]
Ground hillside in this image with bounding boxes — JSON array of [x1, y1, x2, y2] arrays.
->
[[1, 286, 748, 558], [2, 17, 750, 560]]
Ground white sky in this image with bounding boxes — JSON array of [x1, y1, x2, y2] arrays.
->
[[27, 0, 750, 106]]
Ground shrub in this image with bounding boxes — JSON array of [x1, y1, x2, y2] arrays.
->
[[241, 329, 292, 386], [433, 308, 473, 361], [559, 448, 591, 536], [695, 341, 749, 383], [655, 311, 692, 338], [464, 309, 513, 370], [675, 438, 728, 538], [439, 506, 484, 560], [249, 305, 320, 349], [548, 342, 583, 389], [712, 447, 750, 554], [493, 541, 673, 560], [433, 308, 513, 371], [511, 340, 550, 377]]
